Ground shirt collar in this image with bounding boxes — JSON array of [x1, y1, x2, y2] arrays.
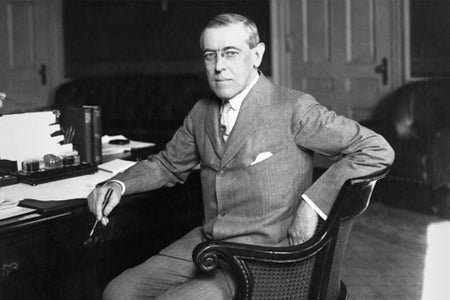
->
[[223, 74, 259, 111]]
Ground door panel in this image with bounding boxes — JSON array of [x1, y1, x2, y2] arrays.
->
[[288, 0, 393, 121], [0, 0, 50, 113]]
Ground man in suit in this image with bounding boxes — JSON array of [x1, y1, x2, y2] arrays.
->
[[88, 13, 394, 300]]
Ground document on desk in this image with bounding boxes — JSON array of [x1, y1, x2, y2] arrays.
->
[[98, 159, 136, 174], [0, 205, 36, 220], [0, 199, 35, 220], [0, 170, 115, 202]]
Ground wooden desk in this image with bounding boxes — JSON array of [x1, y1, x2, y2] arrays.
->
[[0, 171, 203, 300]]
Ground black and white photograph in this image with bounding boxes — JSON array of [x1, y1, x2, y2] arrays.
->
[[0, 0, 449, 299]]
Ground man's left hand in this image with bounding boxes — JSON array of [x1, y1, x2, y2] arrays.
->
[[288, 200, 319, 245]]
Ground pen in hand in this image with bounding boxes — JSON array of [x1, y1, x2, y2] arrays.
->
[[88, 188, 113, 238]]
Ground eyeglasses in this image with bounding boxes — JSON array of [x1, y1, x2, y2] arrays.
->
[[203, 49, 240, 64]]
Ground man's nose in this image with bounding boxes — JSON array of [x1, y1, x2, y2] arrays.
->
[[214, 55, 226, 72]]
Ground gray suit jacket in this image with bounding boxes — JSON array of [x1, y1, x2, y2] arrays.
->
[[114, 75, 394, 246]]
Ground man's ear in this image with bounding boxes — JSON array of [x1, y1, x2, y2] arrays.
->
[[252, 42, 266, 68]]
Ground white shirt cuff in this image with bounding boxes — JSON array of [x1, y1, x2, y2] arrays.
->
[[301, 194, 327, 220], [104, 179, 126, 195]]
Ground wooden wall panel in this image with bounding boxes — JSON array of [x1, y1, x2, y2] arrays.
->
[[348, 0, 375, 63], [303, 0, 330, 63], [303, 77, 333, 92], [7, 2, 34, 69]]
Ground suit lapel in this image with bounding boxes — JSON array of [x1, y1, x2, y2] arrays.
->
[[220, 75, 274, 169], [204, 98, 224, 158]]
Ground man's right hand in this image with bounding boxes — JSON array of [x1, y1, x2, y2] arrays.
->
[[87, 182, 123, 226]]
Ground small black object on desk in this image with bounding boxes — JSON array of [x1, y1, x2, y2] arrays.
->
[[109, 139, 129, 145], [0, 159, 18, 187]]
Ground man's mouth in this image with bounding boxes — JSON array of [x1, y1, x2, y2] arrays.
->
[[215, 78, 231, 83]]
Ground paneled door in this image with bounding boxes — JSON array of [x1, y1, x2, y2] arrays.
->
[[0, 0, 57, 114], [285, 0, 397, 121]]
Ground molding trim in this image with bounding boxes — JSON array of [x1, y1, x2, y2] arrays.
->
[[270, 0, 291, 87]]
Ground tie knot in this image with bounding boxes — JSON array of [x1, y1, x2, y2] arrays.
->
[[223, 101, 232, 112]]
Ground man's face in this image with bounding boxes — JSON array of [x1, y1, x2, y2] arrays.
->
[[201, 24, 265, 100]]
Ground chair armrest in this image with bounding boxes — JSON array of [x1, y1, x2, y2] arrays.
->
[[193, 229, 332, 273]]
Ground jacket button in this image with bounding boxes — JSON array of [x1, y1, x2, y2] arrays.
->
[[220, 209, 227, 216]]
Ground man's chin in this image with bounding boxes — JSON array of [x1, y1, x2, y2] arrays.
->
[[212, 88, 238, 100]]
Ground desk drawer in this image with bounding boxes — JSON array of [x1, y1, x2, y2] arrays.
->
[[0, 224, 52, 299]]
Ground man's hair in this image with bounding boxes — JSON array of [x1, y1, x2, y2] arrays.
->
[[200, 13, 260, 49]]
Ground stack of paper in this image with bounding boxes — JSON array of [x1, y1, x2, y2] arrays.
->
[[0, 111, 74, 170], [0, 198, 35, 220], [98, 159, 136, 174]]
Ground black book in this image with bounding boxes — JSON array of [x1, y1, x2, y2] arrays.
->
[[61, 107, 93, 164], [83, 105, 102, 165]]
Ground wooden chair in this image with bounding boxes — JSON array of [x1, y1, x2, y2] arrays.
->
[[193, 169, 389, 300]]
